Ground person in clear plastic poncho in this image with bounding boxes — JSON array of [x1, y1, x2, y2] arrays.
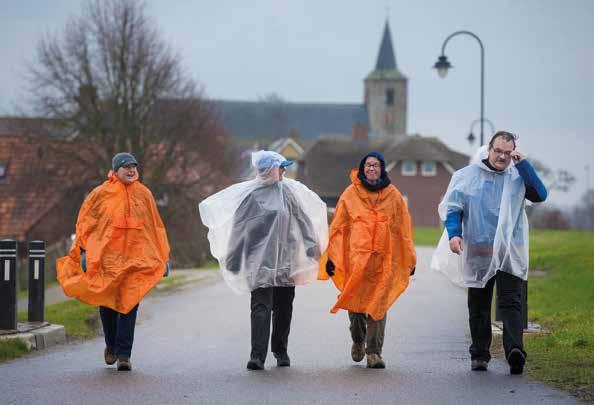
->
[[431, 132, 547, 375], [199, 150, 328, 370]]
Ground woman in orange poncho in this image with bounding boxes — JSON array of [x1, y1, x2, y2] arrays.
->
[[56, 152, 170, 371], [318, 151, 416, 369]]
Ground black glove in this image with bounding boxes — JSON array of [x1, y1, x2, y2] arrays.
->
[[80, 249, 87, 273], [326, 259, 335, 277], [410, 267, 416, 276], [306, 245, 320, 259]]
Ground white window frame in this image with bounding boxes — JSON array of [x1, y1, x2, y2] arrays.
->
[[401, 161, 417, 176], [421, 161, 437, 176]]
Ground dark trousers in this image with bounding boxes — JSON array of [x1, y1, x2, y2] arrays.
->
[[468, 271, 526, 362], [99, 305, 139, 359], [250, 287, 295, 361], [349, 312, 387, 355]]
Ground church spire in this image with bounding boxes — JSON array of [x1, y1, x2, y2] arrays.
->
[[375, 20, 397, 70]]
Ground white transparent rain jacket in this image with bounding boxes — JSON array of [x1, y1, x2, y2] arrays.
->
[[199, 151, 328, 293], [431, 148, 529, 288]]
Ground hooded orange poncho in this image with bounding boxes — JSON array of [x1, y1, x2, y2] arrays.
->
[[318, 169, 416, 320], [56, 171, 170, 314]]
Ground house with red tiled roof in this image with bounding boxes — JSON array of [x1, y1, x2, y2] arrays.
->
[[0, 122, 86, 253]]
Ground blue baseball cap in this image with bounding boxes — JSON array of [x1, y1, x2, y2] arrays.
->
[[254, 151, 293, 170]]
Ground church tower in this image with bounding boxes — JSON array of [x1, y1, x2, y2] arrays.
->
[[364, 20, 407, 137]]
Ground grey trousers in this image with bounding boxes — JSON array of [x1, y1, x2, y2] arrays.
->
[[349, 312, 386, 355]]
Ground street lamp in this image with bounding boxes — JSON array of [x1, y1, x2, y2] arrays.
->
[[433, 31, 485, 146], [467, 118, 495, 145]]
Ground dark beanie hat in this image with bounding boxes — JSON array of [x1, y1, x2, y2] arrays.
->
[[112, 152, 138, 171], [358, 151, 386, 174]]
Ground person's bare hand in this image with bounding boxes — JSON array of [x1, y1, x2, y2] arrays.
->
[[511, 150, 526, 163], [449, 236, 464, 255]]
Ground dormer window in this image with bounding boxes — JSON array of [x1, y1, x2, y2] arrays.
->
[[385, 88, 394, 106], [401, 161, 417, 176], [421, 161, 437, 176]]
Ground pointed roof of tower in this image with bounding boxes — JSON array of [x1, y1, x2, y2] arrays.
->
[[366, 20, 407, 81], [376, 20, 397, 70]]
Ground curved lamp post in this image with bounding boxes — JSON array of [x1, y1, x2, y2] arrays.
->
[[467, 118, 495, 145], [434, 31, 485, 146]]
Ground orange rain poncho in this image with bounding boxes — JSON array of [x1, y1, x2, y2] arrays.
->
[[56, 171, 170, 314], [318, 169, 416, 320]]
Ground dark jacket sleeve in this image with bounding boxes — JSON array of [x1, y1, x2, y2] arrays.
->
[[445, 210, 463, 240], [285, 188, 319, 257], [225, 195, 254, 273], [444, 188, 465, 240], [515, 160, 548, 203]]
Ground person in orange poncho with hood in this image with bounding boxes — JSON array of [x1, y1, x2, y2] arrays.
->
[[57, 152, 170, 371], [318, 151, 416, 369]]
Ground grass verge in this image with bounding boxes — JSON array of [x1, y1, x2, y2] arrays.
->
[[0, 300, 98, 363], [524, 229, 594, 402], [414, 226, 443, 246], [17, 300, 99, 338], [0, 339, 30, 362]]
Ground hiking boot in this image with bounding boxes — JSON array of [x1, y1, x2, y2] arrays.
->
[[351, 342, 365, 362], [116, 357, 132, 371], [507, 348, 526, 375], [366, 353, 385, 369], [273, 352, 291, 367], [246, 358, 265, 370], [471, 359, 488, 371], [104, 347, 116, 365]]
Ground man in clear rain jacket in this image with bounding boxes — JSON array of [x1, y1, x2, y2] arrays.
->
[[432, 132, 547, 375]]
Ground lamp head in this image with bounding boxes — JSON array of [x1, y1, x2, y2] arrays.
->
[[467, 132, 476, 145], [433, 55, 452, 78]]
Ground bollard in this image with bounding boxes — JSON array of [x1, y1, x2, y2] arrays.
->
[[0, 239, 18, 330], [28, 240, 46, 323]]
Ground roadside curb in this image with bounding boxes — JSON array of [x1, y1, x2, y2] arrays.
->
[[491, 320, 542, 335], [0, 323, 66, 351]]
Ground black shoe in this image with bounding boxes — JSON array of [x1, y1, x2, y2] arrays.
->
[[508, 348, 526, 375], [273, 352, 291, 367], [471, 359, 488, 371], [246, 358, 265, 370]]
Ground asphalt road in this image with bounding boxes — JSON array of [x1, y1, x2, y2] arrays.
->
[[0, 248, 579, 404]]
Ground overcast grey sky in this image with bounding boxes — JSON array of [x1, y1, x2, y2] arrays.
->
[[1, 0, 593, 206]]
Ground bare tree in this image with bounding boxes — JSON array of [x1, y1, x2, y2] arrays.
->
[[24, 0, 234, 264]]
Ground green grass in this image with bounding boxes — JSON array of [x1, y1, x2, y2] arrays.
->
[[525, 230, 594, 401], [0, 339, 30, 362], [1, 300, 99, 363], [203, 260, 220, 269], [17, 300, 99, 339], [155, 275, 190, 292], [413, 226, 443, 246]]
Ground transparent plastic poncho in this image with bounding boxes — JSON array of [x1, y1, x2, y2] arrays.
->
[[431, 146, 529, 288], [199, 151, 328, 293]]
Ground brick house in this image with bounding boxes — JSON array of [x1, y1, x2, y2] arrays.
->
[[298, 134, 469, 227], [0, 124, 86, 254]]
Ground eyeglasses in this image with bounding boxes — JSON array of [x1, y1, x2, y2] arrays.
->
[[364, 163, 381, 169], [492, 148, 513, 158], [121, 164, 138, 169]]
